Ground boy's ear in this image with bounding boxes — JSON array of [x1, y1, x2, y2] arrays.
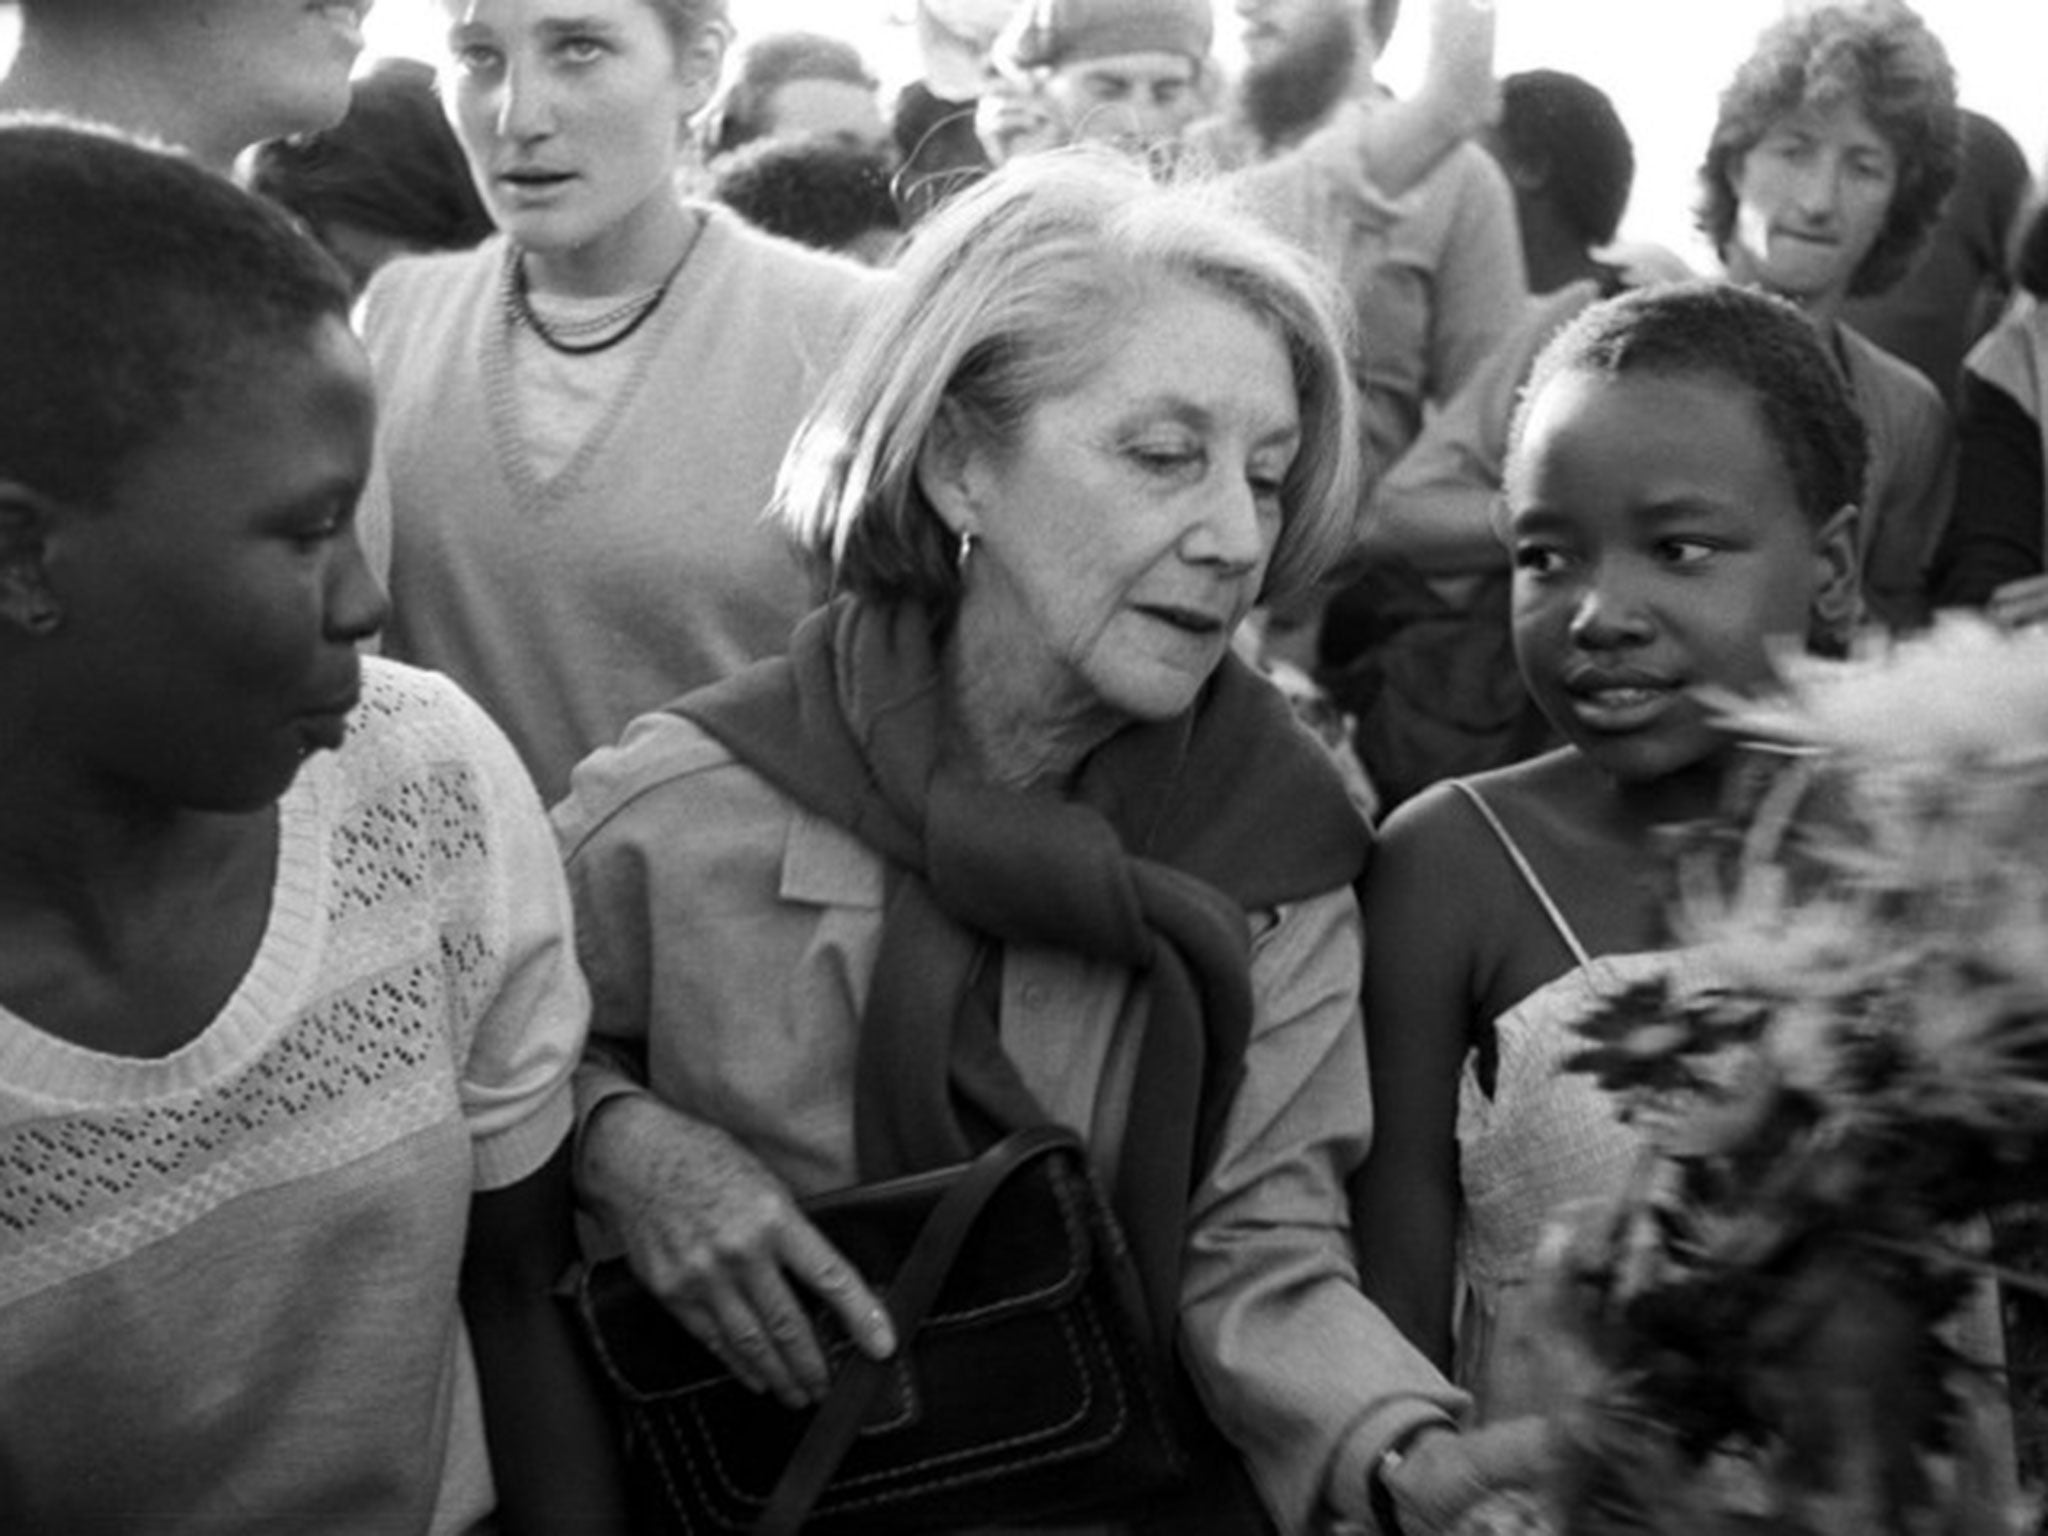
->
[[0, 480, 63, 637], [1808, 502, 1862, 652], [914, 400, 987, 544]]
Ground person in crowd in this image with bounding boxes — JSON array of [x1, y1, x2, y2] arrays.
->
[[1930, 197, 2048, 619], [964, 0, 1503, 827], [355, 0, 886, 804], [1843, 106, 2034, 408], [1195, 0, 1523, 717], [1353, 278, 1868, 1430], [973, 46, 1071, 167], [555, 150, 1551, 1536], [990, 0, 1214, 156], [249, 55, 495, 293], [1352, 64, 1641, 576], [1329, 0, 1965, 812], [1352, 278, 2017, 1514], [1192, 0, 1521, 483], [710, 132, 903, 264], [0, 120, 622, 1535], [974, 0, 1465, 193], [1485, 68, 1635, 300], [890, 0, 1012, 221], [971, 0, 1500, 249], [0, 0, 365, 172], [703, 28, 892, 160], [1696, 0, 1961, 632], [1320, 66, 1639, 812], [1940, 191, 2048, 1460]]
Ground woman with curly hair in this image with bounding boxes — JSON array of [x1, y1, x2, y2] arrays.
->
[[1696, 0, 1963, 631]]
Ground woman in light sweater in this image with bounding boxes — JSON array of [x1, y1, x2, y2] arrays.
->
[[356, 0, 884, 803]]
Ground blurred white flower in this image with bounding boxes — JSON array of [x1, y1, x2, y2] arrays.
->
[[1706, 613, 2048, 774], [1550, 612, 2048, 1536]]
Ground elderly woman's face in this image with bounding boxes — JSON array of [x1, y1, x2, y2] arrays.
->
[[945, 281, 1300, 734]]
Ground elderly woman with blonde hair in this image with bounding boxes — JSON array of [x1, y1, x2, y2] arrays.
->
[[556, 150, 1529, 1533]]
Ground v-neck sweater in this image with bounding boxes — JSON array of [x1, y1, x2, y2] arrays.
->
[[357, 209, 885, 802]]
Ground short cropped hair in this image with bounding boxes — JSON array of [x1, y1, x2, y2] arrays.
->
[[1509, 279, 1869, 530], [0, 119, 353, 507], [776, 149, 1364, 613], [1496, 69, 1634, 250], [710, 136, 901, 255], [249, 58, 493, 259], [707, 30, 875, 156], [1695, 0, 1960, 300]]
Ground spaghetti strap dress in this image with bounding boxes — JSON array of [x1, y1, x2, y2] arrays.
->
[[1446, 780, 1702, 1422], [1443, 782, 2019, 1495]]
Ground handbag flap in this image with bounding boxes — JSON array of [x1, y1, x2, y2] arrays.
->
[[572, 1142, 1098, 1404]]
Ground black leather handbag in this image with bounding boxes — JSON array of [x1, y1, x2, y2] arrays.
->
[[566, 1124, 1189, 1535]]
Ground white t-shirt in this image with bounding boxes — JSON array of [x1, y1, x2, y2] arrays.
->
[[0, 658, 587, 1534]]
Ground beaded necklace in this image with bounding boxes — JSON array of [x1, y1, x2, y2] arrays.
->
[[504, 212, 705, 356]]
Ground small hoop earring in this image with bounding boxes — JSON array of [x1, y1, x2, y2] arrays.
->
[[957, 530, 976, 572]]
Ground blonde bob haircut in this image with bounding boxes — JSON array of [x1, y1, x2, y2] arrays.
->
[[775, 149, 1364, 614]]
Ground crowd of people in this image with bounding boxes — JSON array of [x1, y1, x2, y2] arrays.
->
[[2, 0, 2046, 1532]]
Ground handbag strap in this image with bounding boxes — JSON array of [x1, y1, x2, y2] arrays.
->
[[754, 1124, 1080, 1536]]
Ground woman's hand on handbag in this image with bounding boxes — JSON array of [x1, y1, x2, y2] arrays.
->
[[579, 1092, 898, 1407]]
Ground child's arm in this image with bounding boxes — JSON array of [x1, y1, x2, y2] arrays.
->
[[462, 1139, 629, 1536], [1350, 785, 1484, 1369]]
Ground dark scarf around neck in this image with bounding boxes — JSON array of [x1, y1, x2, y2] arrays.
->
[[676, 597, 1369, 1341]]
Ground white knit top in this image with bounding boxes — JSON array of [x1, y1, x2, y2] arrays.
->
[[0, 658, 587, 1534]]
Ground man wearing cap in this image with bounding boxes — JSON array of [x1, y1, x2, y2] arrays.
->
[[997, 0, 1216, 153]]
